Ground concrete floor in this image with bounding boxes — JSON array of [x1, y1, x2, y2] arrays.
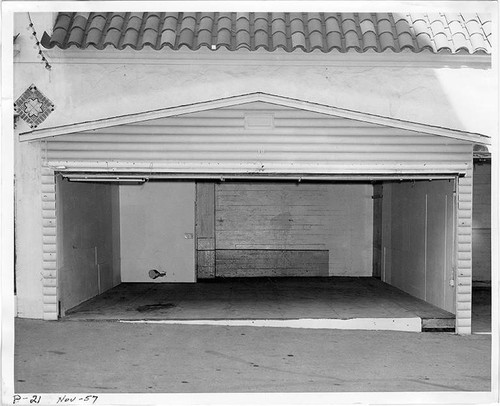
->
[[64, 277, 454, 330], [14, 319, 491, 393]]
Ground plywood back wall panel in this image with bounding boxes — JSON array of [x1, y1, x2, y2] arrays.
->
[[215, 182, 373, 276]]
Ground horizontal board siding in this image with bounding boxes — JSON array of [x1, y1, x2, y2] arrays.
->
[[216, 250, 329, 277], [41, 167, 58, 320], [46, 102, 472, 174], [456, 172, 473, 334]]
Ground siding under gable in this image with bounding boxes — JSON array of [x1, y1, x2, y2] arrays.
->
[[44, 101, 472, 175]]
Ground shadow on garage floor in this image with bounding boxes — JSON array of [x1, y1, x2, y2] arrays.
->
[[472, 284, 491, 334]]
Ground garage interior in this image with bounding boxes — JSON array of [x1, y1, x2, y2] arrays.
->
[[56, 176, 457, 331]]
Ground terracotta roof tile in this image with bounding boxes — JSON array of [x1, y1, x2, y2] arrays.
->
[[397, 32, 415, 50], [362, 31, 378, 51], [377, 19, 393, 35], [430, 19, 448, 37], [108, 14, 126, 31], [412, 19, 429, 35], [392, 13, 408, 24], [309, 31, 324, 51], [452, 33, 469, 53], [433, 32, 451, 52], [236, 31, 250, 50], [416, 33, 434, 51], [67, 26, 85, 46], [142, 29, 158, 47], [102, 28, 119, 48], [381, 32, 396, 51], [469, 32, 488, 51], [395, 19, 412, 36], [324, 15, 341, 33], [345, 30, 361, 50], [254, 30, 268, 50], [307, 17, 323, 34], [482, 20, 492, 38], [291, 31, 306, 50], [341, 18, 357, 34], [160, 29, 176, 47], [359, 18, 376, 35], [122, 28, 139, 48], [41, 12, 491, 55]]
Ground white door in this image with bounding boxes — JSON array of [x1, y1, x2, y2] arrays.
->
[[120, 181, 196, 282]]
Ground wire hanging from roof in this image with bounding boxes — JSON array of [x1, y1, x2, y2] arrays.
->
[[28, 12, 52, 70]]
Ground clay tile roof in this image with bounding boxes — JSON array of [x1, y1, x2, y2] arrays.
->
[[41, 12, 492, 55]]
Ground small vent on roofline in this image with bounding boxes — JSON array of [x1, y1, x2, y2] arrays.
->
[[245, 113, 275, 130]]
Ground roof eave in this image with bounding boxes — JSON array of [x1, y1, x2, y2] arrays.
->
[[42, 46, 492, 69]]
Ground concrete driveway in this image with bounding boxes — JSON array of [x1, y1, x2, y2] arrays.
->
[[14, 318, 490, 393]]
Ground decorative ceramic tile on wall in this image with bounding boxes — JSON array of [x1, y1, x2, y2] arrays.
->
[[15, 84, 55, 128]]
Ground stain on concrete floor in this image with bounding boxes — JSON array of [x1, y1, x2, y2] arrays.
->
[[136, 303, 176, 312]]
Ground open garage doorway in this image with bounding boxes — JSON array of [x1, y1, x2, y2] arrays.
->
[[56, 176, 195, 316], [57, 176, 457, 331]]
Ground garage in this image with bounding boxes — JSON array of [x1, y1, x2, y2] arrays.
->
[[27, 96, 482, 333]]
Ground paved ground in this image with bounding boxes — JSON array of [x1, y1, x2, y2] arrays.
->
[[15, 318, 491, 393]]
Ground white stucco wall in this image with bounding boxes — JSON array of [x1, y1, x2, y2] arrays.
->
[[12, 11, 497, 318], [14, 140, 45, 318]]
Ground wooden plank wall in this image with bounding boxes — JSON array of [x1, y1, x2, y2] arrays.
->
[[214, 182, 373, 277], [372, 183, 383, 278], [216, 250, 329, 277], [196, 183, 216, 278]]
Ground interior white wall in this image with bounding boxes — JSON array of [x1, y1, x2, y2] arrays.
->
[[119, 182, 196, 282], [57, 179, 121, 313], [382, 180, 455, 313]]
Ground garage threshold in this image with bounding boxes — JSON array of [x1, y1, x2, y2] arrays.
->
[[63, 277, 455, 332], [120, 317, 422, 332]]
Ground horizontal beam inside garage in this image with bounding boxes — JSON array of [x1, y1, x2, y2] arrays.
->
[[61, 172, 460, 182]]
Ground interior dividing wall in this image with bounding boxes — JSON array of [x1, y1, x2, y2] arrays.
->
[[472, 161, 491, 283], [57, 177, 120, 314], [381, 180, 455, 313], [211, 182, 373, 277], [120, 181, 196, 283]]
